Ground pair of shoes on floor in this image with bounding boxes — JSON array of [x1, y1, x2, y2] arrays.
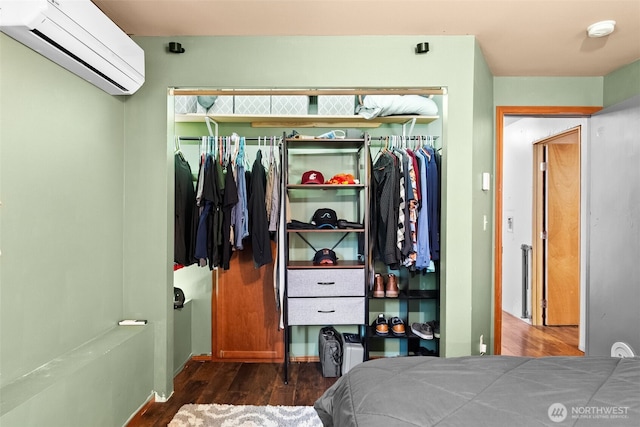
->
[[373, 273, 399, 298], [372, 313, 406, 336], [410, 320, 440, 340]]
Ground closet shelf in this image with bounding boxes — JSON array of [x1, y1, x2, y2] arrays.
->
[[175, 113, 439, 128]]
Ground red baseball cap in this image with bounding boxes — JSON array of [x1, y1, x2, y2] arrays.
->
[[301, 170, 325, 184]]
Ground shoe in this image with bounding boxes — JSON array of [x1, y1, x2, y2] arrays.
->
[[386, 273, 399, 297], [428, 320, 440, 339], [389, 317, 406, 336], [411, 322, 434, 340], [373, 274, 385, 298], [373, 313, 389, 336]]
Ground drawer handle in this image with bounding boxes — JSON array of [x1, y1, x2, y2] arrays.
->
[[317, 282, 336, 285], [318, 310, 336, 313]]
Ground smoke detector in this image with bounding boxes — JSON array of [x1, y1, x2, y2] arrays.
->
[[587, 20, 616, 38]]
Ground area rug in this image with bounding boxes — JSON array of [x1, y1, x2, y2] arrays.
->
[[168, 403, 323, 427]]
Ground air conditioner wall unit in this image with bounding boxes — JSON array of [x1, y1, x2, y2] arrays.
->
[[0, 0, 145, 95]]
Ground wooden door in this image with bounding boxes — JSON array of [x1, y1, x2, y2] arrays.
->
[[533, 127, 580, 326], [213, 241, 284, 361]]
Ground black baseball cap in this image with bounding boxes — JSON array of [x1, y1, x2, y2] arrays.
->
[[313, 248, 338, 266], [311, 208, 338, 229]]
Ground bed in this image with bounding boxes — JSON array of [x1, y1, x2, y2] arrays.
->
[[314, 355, 640, 426]]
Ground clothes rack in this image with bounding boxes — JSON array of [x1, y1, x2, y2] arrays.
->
[[177, 136, 282, 142], [370, 135, 439, 141]]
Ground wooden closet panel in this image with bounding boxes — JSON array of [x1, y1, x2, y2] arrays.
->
[[213, 241, 283, 361]]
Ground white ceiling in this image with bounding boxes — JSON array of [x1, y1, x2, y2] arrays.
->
[[93, 0, 640, 77]]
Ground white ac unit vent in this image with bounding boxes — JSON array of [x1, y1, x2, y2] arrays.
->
[[0, 0, 145, 95]]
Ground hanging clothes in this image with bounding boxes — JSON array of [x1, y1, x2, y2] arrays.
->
[[372, 149, 401, 268], [371, 136, 440, 272], [424, 145, 440, 261], [181, 134, 282, 271], [220, 160, 239, 270], [249, 149, 273, 268], [403, 147, 420, 270], [231, 136, 249, 250], [266, 138, 281, 233], [195, 152, 224, 269], [174, 151, 197, 266], [414, 148, 432, 270]]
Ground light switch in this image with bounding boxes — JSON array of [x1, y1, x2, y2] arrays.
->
[[482, 172, 491, 191]]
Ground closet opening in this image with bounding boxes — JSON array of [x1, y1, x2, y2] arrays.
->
[[169, 87, 447, 366]]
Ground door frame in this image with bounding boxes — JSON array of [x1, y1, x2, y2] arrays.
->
[[493, 106, 601, 354]]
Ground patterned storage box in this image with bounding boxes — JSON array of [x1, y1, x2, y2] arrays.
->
[[317, 95, 356, 116], [234, 96, 271, 115], [271, 95, 309, 115], [196, 96, 234, 114], [175, 96, 197, 114], [209, 96, 234, 114]]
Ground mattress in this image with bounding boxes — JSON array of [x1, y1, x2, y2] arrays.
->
[[314, 355, 640, 426]]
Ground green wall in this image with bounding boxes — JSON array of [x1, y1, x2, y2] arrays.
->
[[470, 40, 495, 354], [603, 60, 640, 107], [494, 76, 603, 106], [0, 34, 154, 425]]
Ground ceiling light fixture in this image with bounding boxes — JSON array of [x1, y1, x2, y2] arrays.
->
[[587, 20, 616, 38]]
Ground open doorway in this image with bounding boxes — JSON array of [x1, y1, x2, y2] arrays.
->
[[494, 106, 600, 356]]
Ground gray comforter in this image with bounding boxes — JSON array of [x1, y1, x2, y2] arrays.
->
[[314, 355, 640, 426]]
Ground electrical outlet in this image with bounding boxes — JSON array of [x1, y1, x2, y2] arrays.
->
[[479, 334, 487, 354]]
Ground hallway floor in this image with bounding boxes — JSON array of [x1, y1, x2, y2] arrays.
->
[[501, 310, 584, 357]]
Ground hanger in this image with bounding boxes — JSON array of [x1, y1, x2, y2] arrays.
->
[[204, 116, 218, 138], [231, 133, 240, 165]]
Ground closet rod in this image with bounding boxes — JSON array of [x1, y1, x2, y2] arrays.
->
[[370, 136, 439, 140], [177, 136, 281, 141]]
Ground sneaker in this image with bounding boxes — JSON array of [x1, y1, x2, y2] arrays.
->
[[373, 273, 385, 298], [373, 313, 389, 336], [411, 322, 434, 340], [428, 320, 440, 339], [389, 317, 406, 336]]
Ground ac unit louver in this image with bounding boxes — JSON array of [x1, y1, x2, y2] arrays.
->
[[0, 0, 144, 95]]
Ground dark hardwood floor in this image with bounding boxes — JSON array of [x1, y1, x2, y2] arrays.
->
[[501, 310, 584, 357], [128, 312, 583, 425], [127, 361, 338, 426]]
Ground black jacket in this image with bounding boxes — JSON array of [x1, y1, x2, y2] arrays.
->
[[248, 150, 273, 267]]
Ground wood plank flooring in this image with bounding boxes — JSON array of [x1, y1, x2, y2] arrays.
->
[[126, 361, 337, 426], [501, 310, 584, 357], [128, 312, 583, 426]]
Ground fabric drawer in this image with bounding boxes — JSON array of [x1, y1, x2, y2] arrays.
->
[[317, 95, 356, 116], [287, 269, 364, 297], [271, 95, 309, 115], [209, 96, 234, 114], [287, 297, 364, 325], [234, 96, 271, 114], [195, 96, 234, 114], [175, 96, 197, 114]]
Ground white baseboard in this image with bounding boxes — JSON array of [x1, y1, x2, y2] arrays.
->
[[155, 390, 174, 403]]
